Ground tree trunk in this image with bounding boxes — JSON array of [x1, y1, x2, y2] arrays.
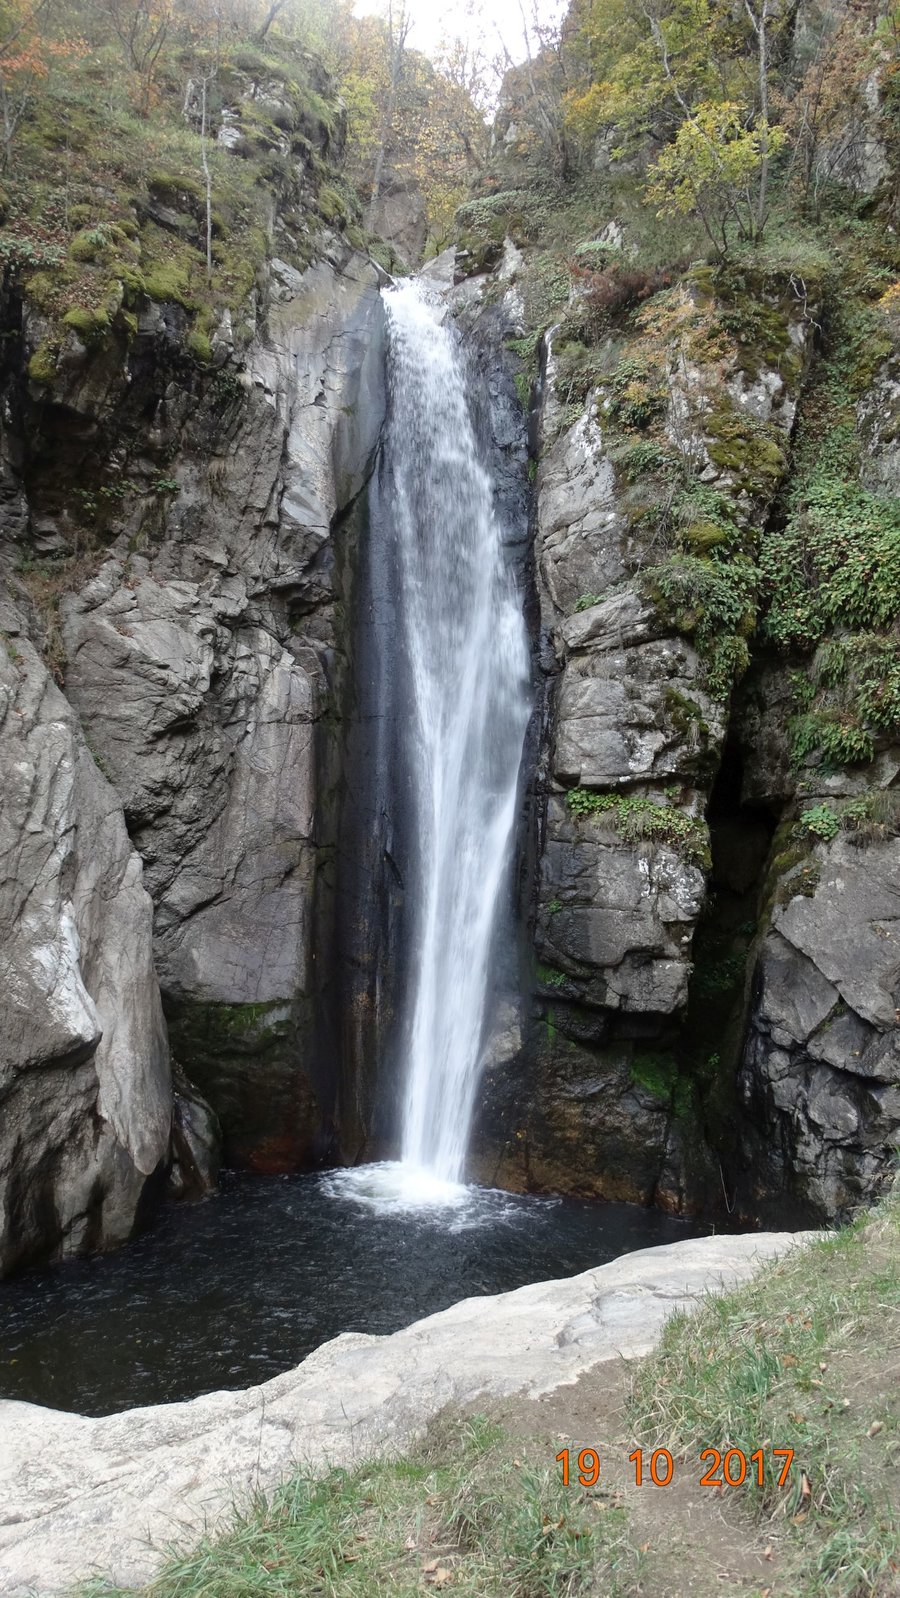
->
[[200, 74, 213, 286]]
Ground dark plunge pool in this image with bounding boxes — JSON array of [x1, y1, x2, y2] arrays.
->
[[0, 1171, 708, 1416]]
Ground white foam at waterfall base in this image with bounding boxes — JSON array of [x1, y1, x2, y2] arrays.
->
[[320, 1162, 537, 1229], [321, 1162, 469, 1213]]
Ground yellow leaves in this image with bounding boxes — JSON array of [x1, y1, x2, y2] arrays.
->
[[645, 98, 786, 241], [562, 82, 612, 141]]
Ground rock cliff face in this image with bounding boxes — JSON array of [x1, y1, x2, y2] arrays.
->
[[451, 209, 900, 1224], [0, 618, 170, 1271], [0, 165, 386, 1267], [54, 254, 385, 1169]]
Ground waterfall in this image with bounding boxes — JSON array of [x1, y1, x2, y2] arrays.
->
[[387, 279, 530, 1187], [329, 277, 530, 1208]]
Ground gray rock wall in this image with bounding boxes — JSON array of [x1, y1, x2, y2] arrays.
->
[[54, 255, 386, 1168], [0, 242, 386, 1269], [0, 608, 170, 1273], [453, 237, 899, 1221]]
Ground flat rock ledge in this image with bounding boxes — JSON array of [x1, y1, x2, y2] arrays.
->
[[0, 1230, 810, 1596]]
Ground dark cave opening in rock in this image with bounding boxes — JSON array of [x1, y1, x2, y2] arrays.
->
[[676, 737, 782, 1218]]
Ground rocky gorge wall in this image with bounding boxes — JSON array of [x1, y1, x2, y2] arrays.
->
[[453, 204, 900, 1228], [0, 55, 388, 1273]]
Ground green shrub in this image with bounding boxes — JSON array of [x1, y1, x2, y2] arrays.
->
[[761, 483, 900, 650], [639, 553, 756, 692], [797, 803, 840, 841], [611, 439, 680, 481], [566, 788, 710, 866], [606, 355, 666, 429], [791, 710, 875, 768]]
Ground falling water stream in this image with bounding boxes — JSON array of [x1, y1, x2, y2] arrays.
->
[[329, 278, 530, 1208]]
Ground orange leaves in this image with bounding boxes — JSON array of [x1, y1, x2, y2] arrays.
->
[[2, 41, 48, 77]]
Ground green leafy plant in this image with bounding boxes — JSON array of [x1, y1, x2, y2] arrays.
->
[[791, 711, 875, 768], [639, 553, 755, 698], [566, 788, 710, 866], [762, 483, 900, 650], [797, 803, 841, 841]]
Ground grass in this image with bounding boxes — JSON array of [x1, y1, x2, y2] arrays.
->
[[630, 1187, 900, 1596], [79, 1415, 638, 1598], [565, 787, 711, 867]]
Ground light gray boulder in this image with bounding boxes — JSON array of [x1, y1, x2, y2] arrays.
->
[[0, 619, 170, 1274]]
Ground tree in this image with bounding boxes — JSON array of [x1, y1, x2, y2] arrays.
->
[[564, 0, 787, 247], [106, 0, 174, 113], [253, 0, 288, 44], [365, 0, 412, 228], [0, 0, 78, 170], [646, 97, 786, 250], [782, 0, 889, 218], [563, 0, 739, 151], [338, 4, 487, 252], [743, 0, 771, 236], [493, 0, 573, 175]]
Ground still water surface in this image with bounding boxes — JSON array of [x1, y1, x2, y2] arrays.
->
[[0, 1172, 708, 1415]]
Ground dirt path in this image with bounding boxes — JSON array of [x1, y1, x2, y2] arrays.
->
[[473, 1366, 785, 1597]]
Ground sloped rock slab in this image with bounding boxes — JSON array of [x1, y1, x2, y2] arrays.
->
[[0, 1230, 808, 1596]]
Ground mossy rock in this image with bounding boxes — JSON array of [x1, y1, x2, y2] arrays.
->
[[143, 261, 196, 310], [63, 305, 110, 344], [664, 684, 710, 738], [316, 183, 346, 224], [117, 264, 147, 308], [705, 410, 787, 487], [147, 169, 204, 209], [456, 233, 503, 278], [683, 519, 728, 553], [630, 1052, 678, 1101], [186, 327, 213, 362], [27, 342, 57, 385], [69, 227, 108, 263], [24, 268, 65, 314], [61, 201, 93, 234]]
